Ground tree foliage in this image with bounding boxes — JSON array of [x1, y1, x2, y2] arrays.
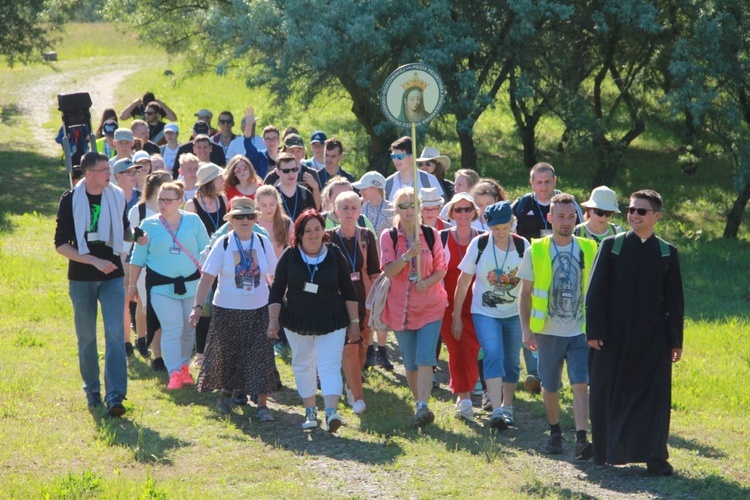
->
[[0, 1, 69, 66]]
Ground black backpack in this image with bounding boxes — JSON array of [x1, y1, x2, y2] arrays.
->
[[221, 233, 267, 253], [472, 233, 526, 265], [388, 225, 436, 253]]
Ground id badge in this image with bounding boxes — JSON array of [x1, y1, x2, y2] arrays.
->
[[304, 282, 319, 294], [243, 279, 254, 295], [408, 271, 418, 282], [87, 232, 99, 242], [540, 229, 553, 237], [170, 246, 181, 255], [350, 272, 360, 282]]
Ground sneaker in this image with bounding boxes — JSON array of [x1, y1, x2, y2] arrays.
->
[[524, 374, 541, 394], [326, 412, 342, 433], [217, 391, 232, 415], [432, 374, 440, 389], [167, 371, 183, 390], [86, 392, 103, 408], [455, 399, 474, 422], [364, 345, 376, 371], [180, 365, 195, 385], [575, 440, 593, 460], [233, 393, 249, 406], [151, 357, 166, 372], [135, 337, 151, 358], [301, 408, 318, 429], [500, 407, 515, 427], [471, 379, 484, 396], [488, 410, 509, 431], [414, 405, 435, 427], [376, 346, 394, 371], [107, 399, 126, 417], [125, 342, 134, 357], [481, 391, 493, 411], [257, 407, 275, 422], [545, 433, 564, 454], [345, 385, 354, 407], [352, 400, 366, 414], [190, 353, 204, 368]]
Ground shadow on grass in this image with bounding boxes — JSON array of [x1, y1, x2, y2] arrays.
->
[[1, 104, 22, 125], [90, 410, 190, 465], [0, 149, 69, 231], [669, 434, 727, 459]]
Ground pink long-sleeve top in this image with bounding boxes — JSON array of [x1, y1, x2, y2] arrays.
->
[[379, 225, 448, 331]]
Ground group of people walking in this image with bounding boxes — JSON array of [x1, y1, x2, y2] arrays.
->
[[55, 105, 684, 475]]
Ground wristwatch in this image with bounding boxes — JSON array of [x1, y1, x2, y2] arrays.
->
[[400, 254, 409, 263], [350, 318, 360, 324]]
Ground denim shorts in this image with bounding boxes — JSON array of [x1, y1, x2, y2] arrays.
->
[[471, 314, 522, 383], [536, 333, 589, 393], [394, 319, 442, 372]]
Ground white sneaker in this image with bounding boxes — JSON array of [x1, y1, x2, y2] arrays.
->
[[352, 400, 366, 414], [455, 399, 474, 422], [301, 409, 318, 429], [327, 412, 342, 433], [345, 386, 354, 407]]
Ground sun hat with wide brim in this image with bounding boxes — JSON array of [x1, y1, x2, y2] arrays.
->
[[417, 147, 451, 171], [195, 163, 224, 187], [419, 187, 444, 207], [223, 197, 258, 221], [443, 192, 480, 221], [580, 185, 620, 213]]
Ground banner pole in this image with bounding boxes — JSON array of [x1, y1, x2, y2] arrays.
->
[[411, 122, 421, 280]]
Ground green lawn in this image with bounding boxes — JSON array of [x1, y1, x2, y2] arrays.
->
[[0, 22, 748, 499]]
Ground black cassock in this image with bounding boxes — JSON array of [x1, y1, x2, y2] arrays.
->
[[586, 231, 684, 465]]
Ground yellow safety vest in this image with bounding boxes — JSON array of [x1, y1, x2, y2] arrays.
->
[[529, 236, 598, 333]]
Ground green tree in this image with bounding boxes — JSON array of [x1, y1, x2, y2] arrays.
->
[[0, 1, 68, 66], [669, 1, 750, 238]]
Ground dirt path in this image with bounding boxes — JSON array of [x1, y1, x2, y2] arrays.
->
[[18, 64, 138, 151]]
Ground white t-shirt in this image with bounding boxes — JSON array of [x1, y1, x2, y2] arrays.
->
[[385, 170, 444, 201], [161, 144, 180, 170], [458, 234, 527, 318], [517, 239, 584, 337], [202, 231, 277, 310]]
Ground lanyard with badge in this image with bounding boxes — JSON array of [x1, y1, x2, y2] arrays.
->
[[234, 231, 255, 295], [282, 189, 299, 220], [535, 196, 552, 236], [491, 234, 511, 285], [336, 227, 360, 282], [301, 246, 323, 293], [199, 196, 220, 232], [160, 215, 183, 255]]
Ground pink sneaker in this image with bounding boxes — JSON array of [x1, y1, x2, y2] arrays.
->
[[167, 371, 183, 390], [181, 365, 195, 385]]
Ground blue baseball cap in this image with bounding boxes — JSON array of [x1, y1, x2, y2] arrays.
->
[[484, 201, 513, 226]]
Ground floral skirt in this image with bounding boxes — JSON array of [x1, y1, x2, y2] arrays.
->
[[196, 305, 275, 395]]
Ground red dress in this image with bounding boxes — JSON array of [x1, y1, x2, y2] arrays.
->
[[440, 231, 480, 394], [224, 184, 256, 203]]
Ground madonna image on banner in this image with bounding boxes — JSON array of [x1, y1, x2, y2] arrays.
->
[[380, 63, 445, 129]]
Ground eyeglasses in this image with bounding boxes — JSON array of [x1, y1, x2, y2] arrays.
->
[[417, 161, 434, 167], [390, 153, 412, 160], [397, 202, 416, 210], [233, 214, 256, 220], [219, 119, 233, 125], [121, 170, 139, 177], [280, 166, 300, 174], [592, 208, 614, 217], [452, 206, 475, 214], [421, 206, 439, 212], [264, 136, 280, 142], [627, 207, 655, 216], [157, 198, 180, 204]]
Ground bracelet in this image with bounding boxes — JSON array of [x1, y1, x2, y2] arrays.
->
[[192, 304, 203, 310], [350, 318, 360, 324], [269, 318, 279, 322]]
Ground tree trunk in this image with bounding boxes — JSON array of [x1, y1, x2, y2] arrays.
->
[[456, 126, 477, 172], [723, 176, 750, 238], [591, 135, 622, 188]]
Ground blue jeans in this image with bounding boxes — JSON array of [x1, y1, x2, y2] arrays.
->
[[394, 319, 442, 372], [68, 278, 128, 405], [472, 314, 523, 383]]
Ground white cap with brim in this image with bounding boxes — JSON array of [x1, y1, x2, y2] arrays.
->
[[443, 192, 480, 221], [352, 171, 387, 190], [580, 186, 620, 213], [164, 123, 178, 134], [419, 187, 444, 207]]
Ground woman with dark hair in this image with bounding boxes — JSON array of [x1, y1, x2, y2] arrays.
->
[[268, 209, 359, 432], [417, 147, 454, 200], [470, 179, 507, 232], [95, 108, 118, 138], [223, 155, 261, 203]]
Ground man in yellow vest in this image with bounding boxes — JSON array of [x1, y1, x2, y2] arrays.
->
[[518, 193, 597, 459]]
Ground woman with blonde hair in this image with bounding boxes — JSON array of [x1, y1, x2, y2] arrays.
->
[[255, 185, 292, 259], [223, 155, 261, 203]]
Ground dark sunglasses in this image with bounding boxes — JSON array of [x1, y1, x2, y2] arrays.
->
[[390, 153, 412, 160], [627, 207, 654, 216], [233, 214, 256, 220], [397, 202, 416, 210], [452, 206, 475, 214], [219, 119, 233, 125], [417, 161, 434, 167], [280, 166, 300, 174], [592, 208, 614, 217]]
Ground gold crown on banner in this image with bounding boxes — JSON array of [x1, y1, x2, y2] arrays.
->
[[402, 72, 429, 91]]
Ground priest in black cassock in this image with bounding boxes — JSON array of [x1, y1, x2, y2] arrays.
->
[[586, 189, 684, 476]]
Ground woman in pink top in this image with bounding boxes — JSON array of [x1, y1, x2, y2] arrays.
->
[[380, 187, 447, 427]]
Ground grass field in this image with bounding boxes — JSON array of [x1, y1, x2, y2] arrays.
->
[[0, 22, 749, 499]]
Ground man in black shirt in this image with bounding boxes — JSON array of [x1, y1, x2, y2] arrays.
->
[[54, 152, 135, 417], [274, 153, 317, 221]]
